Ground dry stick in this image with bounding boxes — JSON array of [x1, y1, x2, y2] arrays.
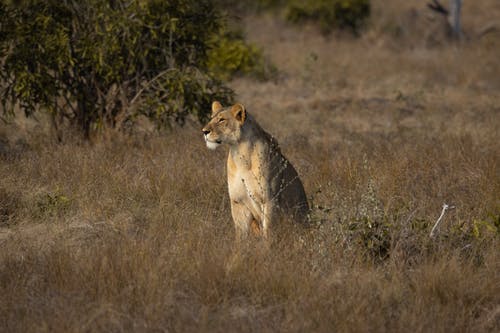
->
[[430, 203, 453, 238]]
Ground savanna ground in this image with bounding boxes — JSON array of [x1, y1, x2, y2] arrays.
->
[[1, 1, 500, 332]]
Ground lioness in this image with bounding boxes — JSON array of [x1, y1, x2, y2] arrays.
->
[[202, 101, 309, 242]]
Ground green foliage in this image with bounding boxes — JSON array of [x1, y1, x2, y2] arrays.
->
[[286, 0, 371, 34], [254, 0, 288, 9], [35, 190, 72, 218], [207, 30, 275, 81], [214, 0, 370, 34], [0, 0, 233, 139], [472, 212, 500, 239], [138, 67, 233, 127], [213, 0, 287, 13], [310, 174, 393, 262], [350, 180, 391, 260]]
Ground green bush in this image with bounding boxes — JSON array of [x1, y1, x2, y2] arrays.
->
[[207, 29, 275, 81], [214, 0, 287, 13], [35, 190, 72, 219], [216, 0, 371, 35], [286, 0, 370, 34], [138, 67, 233, 127], [0, 0, 233, 139]]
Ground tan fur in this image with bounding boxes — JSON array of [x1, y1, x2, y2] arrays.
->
[[202, 102, 309, 242]]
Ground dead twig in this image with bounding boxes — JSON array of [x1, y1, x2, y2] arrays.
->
[[430, 203, 455, 238]]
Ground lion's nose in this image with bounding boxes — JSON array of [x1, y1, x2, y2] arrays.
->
[[202, 129, 210, 135]]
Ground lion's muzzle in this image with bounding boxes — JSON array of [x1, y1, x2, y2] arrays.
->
[[202, 128, 222, 150]]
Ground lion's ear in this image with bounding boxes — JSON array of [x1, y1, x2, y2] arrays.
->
[[231, 103, 246, 124], [211, 101, 223, 117]]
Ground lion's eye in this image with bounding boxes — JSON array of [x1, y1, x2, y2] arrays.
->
[[218, 118, 226, 123]]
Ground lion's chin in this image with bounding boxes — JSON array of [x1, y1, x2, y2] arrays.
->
[[206, 141, 221, 150]]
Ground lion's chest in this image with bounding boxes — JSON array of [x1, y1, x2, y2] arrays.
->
[[227, 169, 250, 203], [227, 152, 265, 206]]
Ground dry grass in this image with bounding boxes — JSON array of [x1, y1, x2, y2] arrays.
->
[[1, 1, 500, 332]]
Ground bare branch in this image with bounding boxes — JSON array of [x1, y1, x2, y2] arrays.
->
[[129, 69, 176, 107], [427, 0, 448, 16]]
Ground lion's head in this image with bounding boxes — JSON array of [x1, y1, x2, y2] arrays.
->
[[202, 102, 247, 150]]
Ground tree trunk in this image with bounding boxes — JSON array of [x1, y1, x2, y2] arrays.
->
[[448, 0, 462, 39], [77, 98, 91, 140], [428, 0, 463, 40]]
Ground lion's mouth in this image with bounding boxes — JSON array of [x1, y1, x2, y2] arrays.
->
[[205, 138, 222, 150], [205, 137, 222, 145], [205, 137, 222, 144]]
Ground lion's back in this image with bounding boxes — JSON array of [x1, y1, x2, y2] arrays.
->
[[275, 158, 309, 223]]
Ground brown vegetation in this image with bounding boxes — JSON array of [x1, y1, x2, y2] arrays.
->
[[1, 1, 499, 332]]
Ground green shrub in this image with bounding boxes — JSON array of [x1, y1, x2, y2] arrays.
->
[[472, 213, 500, 239], [0, 0, 233, 139], [216, 0, 371, 35], [207, 29, 275, 81], [214, 0, 287, 13], [286, 0, 371, 34], [35, 191, 72, 219], [138, 67, 234, 127]]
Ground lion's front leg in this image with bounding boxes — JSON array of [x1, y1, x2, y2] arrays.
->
[[230, 201, 254, 244], [261, 201, 276, 241]]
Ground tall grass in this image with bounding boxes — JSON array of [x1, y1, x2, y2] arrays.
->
[[0, 120, 498, 331]]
